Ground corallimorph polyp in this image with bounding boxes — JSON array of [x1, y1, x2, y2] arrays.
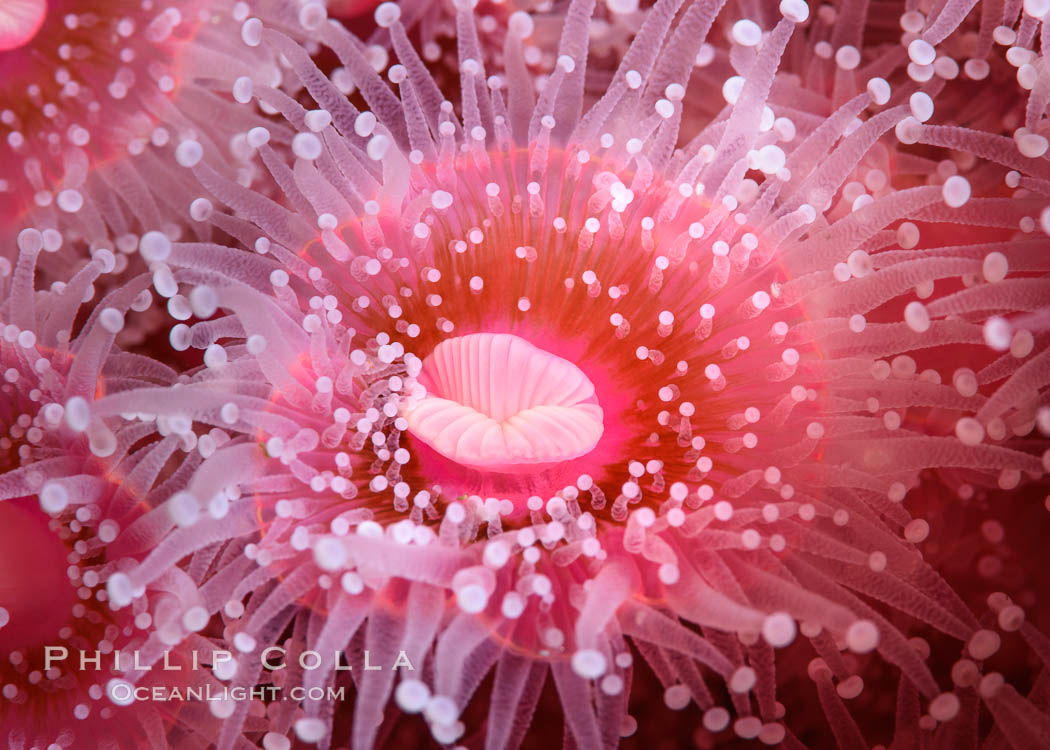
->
[[0, 228, 242, 748], [48, 0, 1050, 748], [0, 0, 329, 288]]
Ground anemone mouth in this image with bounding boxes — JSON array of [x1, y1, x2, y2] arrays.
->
[[403, 333, 604, 473], [0, 0, 46, 52]]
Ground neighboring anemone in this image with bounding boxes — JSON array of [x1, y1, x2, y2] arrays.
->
[[60, 0, 1050, 748], [0, 0, 330, 284], [0, 228, 234, 748]]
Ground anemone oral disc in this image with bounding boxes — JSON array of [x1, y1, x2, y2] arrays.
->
[[404, 333, 604, 472], [0, 0, 46, 52]]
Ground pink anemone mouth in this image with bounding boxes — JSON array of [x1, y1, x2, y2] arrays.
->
[[0, 0, 46, 52], [403, 332, 604, 474]]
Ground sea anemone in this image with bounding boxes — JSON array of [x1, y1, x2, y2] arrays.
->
[[0, 0, 331, 289], [0, 227, 240, 748], [18, 0, 1050, 748]]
